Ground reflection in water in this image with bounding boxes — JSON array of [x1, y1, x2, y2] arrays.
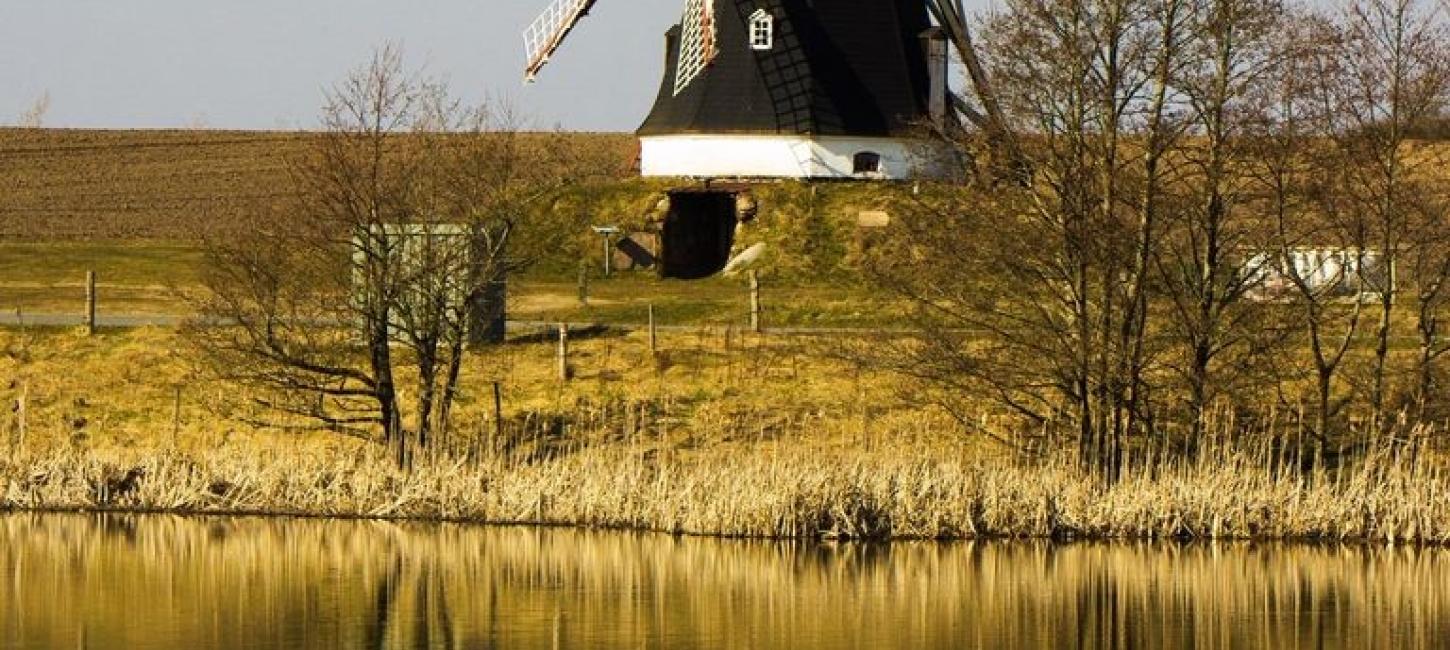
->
[[2, 513, 1449, 649]]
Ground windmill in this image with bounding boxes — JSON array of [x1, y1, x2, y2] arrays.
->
[[523, 0, 1016, 181]]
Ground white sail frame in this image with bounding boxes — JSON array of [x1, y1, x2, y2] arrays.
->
[[523, 0, 601, 81], [673, 0, 718, 95]]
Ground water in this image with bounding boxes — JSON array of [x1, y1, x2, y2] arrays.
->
[[2, 514, 1448, 649]]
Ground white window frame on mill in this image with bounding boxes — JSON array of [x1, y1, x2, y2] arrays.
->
[[749, 9, 774, 50]]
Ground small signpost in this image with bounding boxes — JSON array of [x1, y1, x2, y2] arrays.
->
[[591, 226, 621, 277]]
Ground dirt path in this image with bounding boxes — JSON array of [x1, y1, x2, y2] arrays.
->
[[0, 311, 914, 337]]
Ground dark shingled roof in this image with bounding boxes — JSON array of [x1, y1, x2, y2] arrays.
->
[[636, 0, 934, 138]]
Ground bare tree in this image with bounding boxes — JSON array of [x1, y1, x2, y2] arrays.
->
[[871, 0, 1450, 474], [982, 0, 1205, 475], [400, 97, 608, 452], [1120, 0, 1193, 455], [17, 91, 50, 128], [1157, 0, 1285, 444], [862, 0, 1204, 477], [1405, 179, 1450, 415], [1325, 0, 1450, 424], [187, 46, 603, 465], [188, 46, 421, 452], [1249, 13, 1372, 445]]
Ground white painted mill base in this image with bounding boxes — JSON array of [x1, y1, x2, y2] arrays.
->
[[639, 134, 957, 180]]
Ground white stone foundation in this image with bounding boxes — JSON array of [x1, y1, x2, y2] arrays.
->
[[638, 134, 957, 180]]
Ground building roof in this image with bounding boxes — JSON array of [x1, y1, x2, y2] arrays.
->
[[636, 0, 935, 138]]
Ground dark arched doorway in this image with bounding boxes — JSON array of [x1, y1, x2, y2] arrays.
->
[[660, 189, 744, 279]]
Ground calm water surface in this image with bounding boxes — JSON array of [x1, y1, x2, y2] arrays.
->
[[2, 513, 1448, 649]]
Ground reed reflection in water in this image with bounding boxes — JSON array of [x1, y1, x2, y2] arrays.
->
[[2, 513, 1448, 649]]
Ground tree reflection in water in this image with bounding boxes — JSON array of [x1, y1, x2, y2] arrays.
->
[[2, 513, 1448, 649]]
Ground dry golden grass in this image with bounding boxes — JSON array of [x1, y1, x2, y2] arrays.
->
[[2, 327, 1449, 542], [5, 432, 1448, 543]]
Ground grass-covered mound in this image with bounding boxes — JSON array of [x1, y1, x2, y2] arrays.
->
[[0, 128, 944, 285]]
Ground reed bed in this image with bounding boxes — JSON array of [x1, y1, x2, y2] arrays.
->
[[4, 328, 1450, 543], [3, 419, 1448, 543]]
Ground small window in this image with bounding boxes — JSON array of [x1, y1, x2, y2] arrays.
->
[[750, 10, 774, 50], [853, 151, 883, 175]]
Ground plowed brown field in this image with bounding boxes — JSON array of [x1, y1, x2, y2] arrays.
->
[[0, 128, 636, 240]]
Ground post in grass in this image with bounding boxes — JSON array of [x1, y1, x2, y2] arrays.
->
[[172, 385, 183, 441], [578, 264, 589, 306], [557, 323, 570, 381], [749, 270, 762, 334], [16, 381, 27, 449], [648, 304, 658, 355], [492, 381, 504, 459], [85, 270, 97, 335]]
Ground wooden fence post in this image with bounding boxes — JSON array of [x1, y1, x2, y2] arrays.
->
[[557, 323, 570, 381], [749, 270, 762, 333], [16, 381, 27, 449], [172, 385, 182, 441], [648, 305, 658, 355], [492, 381, 503, 460], [85, 271, 97, 335], [578, 265, 589, 306]]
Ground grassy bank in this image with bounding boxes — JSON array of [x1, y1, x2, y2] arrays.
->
[[2, 328, 1449, 542], [0, 128, 905, 283], [0, 241, 904, 327], [0, 130, 925, 329]]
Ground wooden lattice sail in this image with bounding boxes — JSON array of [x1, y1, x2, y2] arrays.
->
[[523, 0, 600, 81], [673, 0, 719, 96]]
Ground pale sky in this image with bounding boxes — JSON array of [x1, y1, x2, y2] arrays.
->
[[0, 0, 684, 131], [0, 1, 998, 132]]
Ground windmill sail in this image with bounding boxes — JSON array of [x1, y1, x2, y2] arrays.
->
[[523, 0, 601, 81], [926, 0, 1025, 177], [926, 0, 1001, 132], [672, 0, 718, 95]]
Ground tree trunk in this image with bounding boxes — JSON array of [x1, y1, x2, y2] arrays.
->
[[416, 345, 437, 451], [468, 254, 508, 347], [437, 336, 466, 452], [1371, 289, 1392, 426], [1416, 308, 1438, 414]]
